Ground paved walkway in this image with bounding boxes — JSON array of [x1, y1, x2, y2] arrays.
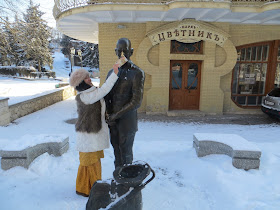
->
[[65, 112, 279, 126], [138, 113, 279, 125]]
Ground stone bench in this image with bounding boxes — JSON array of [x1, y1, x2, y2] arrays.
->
[[0, 135, 69, 170], [193, 133, 261, 170]]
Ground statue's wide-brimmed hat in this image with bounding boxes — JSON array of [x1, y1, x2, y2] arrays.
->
[[69, 68, 89, 87], [113, 161, 151, 188]]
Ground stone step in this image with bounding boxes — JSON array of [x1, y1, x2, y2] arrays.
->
[[0, 135, 69, 170]]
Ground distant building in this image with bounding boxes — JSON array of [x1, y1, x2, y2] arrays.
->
[[53, 0, 280, 114]]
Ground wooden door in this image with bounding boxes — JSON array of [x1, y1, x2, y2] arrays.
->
[[169, 60, 201, 110]]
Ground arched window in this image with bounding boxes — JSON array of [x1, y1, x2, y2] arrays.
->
[[170, 40, 203, 54], [231, 40, 280, 107]]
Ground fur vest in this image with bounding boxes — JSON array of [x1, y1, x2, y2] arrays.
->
[[75, 94, 102, 133], [75, 72, 118, 153]]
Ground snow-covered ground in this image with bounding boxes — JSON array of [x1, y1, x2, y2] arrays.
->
[[0, 51, 280, 209], [51, 51, 72, 79], [0, 96, 280, 210], [0, 77, 60, 105], [0, 51, 99, 105]]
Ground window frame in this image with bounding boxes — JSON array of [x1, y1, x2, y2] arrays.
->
[[170, 40, 203, 54], [231, 41, 278, 108]]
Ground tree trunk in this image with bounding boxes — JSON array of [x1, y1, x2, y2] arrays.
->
[[38, 61, 41, 72]]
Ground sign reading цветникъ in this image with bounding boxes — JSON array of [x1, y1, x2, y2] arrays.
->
[[147, 19, 230, 47]]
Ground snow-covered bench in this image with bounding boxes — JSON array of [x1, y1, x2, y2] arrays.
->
[[193, 133, 261, 170], [0, 134, 69, 170]]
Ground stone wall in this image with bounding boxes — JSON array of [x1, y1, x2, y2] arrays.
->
[[0, 97, 10, 126], [0, 86, 76, 126]]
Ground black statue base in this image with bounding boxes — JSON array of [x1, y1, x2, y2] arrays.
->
[[86, 180, 142, 210], [86, 162, 155, 210]]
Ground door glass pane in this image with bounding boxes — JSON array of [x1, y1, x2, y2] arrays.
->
[[261, 63, 267, 93], [248, 96, 257, 105], [238, 64, 253, 94], [171, 63, 182, 89], [232, 63, 239, 94], [238, 64, 246, 94], [275, 63, 280, 88], [186, 63, 198, 89], [251, 46, 257, 61], [276, 45, 280, 88], [257, 96, 263, 105], [252, 63, 261, 94], [240, 48, 245, 61], [237, 96, 246, 105], [246, 47, 251, 61], [263, 45, 269, 61], [278, 46, 280, 61], [256, 46, 262, 61], [237, 49, 241, 61], [237, 63, 266, 95]]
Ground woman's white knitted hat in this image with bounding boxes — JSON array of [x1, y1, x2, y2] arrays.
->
[[69, 68, 89, 87]]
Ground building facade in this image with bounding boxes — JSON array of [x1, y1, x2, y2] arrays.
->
[[54, 0, 280, 114]]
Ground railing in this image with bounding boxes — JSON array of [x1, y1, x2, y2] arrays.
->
[[53, 0, 280, 19]]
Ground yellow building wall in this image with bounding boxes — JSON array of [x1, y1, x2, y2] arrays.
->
[[99, 21, 280, 114]]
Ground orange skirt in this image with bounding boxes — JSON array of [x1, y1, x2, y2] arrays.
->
[[76, 151, 104, 196]]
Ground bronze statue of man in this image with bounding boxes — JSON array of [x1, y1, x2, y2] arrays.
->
[[105, 38, 145, 169]]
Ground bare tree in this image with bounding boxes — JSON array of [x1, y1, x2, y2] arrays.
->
[[0, 0, 27, 24]]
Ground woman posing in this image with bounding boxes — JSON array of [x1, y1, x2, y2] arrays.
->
[[69, 64, 119, 197]]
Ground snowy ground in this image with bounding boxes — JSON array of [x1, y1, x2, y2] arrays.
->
[[0, 77, 60, 105], [0, 51, 99, 105], [1, 51, 280, 209]]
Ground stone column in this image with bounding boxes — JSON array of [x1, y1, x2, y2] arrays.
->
[[0, 97, 10, 126]]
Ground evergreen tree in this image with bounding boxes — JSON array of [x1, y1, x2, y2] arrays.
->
[[23, 0, 53, 71], [82, 43, 99, 69], [0, 26, 11, 65], [12, 16, 27, 66], [60, 34, 72, 58], [60, 35, 99, 69], [3, 15, 26, 66]]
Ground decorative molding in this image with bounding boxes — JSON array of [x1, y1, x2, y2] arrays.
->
[[146, 19, 230, 47]]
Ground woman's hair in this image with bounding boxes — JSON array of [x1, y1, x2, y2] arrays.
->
[[75, 80, 92, 92]]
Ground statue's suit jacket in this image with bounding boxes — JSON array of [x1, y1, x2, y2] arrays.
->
[[105, 60, 145, 134]]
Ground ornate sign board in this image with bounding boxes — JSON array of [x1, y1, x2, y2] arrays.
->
[[147, 19, 230, 47]]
